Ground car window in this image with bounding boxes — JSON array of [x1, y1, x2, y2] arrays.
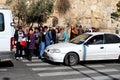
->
[[70, 34, 91, 44], [0, 13, 4, 31], [86, 35, 104, 45], [105, 34, 120, 44]]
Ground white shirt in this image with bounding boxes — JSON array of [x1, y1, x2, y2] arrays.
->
[[18, 32, 24, 42]]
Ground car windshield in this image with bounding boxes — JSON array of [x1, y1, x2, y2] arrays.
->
[[70, 33, 92, 44]]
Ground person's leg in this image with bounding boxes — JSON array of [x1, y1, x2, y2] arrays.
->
[[39, 42, 45, 58], [19, 45, 23, 59], [28, 49, 33, 61], [34, 43, 39, 56], [38, 43, 41, 59], [36, 43, 40, 56], [24, 42, 29, 59], [16, 42, 20, 59]]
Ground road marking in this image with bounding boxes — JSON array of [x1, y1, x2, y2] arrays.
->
[[22, 59, 42, 63], [38, 69, 118, 77], [26, 63, 51, 66], [32, 65, 104, 71], [80, 69, 118, 74], [38, 71, 80, 77], [64, 74, 120, 80], [105, 64, 120, 66], [22, 58, 120, 80], [32, 57, 38, 59], [0, 69, 7, 71]]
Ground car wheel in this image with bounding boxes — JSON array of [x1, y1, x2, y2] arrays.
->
[[64, 52, 79, 66], [117, 55, 120, 63]]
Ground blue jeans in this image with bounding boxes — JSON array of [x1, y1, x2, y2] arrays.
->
[[39, 42, 45, 58]]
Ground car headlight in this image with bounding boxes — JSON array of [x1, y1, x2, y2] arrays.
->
[[49, 49, 61, 53]]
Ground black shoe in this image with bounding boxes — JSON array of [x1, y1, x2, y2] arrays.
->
[[38, 57, 41, 59], [29, 59, 32, 61], [27, 58, 32, 61]]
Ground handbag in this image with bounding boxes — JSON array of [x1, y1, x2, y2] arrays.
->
[[20, 38, 26, 47]]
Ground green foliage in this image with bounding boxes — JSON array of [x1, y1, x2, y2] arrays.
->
[[26, 0, 55, 24], [13, 0, 55, 25], [56, 0, 71, 15], [111, 0, 120, 19], [117, 0, 120, 12], [111, 12, 119, 18], [13, 0, 27, 25]]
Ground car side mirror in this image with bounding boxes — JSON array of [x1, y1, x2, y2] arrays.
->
[[11, 22, 15, 27]]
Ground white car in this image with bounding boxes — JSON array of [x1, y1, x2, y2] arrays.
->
[[44, 32, 120, 66]]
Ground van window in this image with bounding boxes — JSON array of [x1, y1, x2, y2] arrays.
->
[[0, 13, 4, 31]]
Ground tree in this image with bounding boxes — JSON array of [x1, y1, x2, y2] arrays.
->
[[117, 0, 120, 12], [26, 0, 55, 26], [111, 1, 120, 19], [13, 0, 28, 26], [12, 0, 55, 27]]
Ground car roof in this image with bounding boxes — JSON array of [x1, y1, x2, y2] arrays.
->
[[85, 32, 116, 35]]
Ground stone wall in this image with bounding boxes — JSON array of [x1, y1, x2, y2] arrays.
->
[[0, 0, 6, 4], [46, 0, 120, 33], [0, 0, 6, 7]]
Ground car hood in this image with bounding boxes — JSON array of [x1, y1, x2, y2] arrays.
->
[[46, 42, 80, 49]]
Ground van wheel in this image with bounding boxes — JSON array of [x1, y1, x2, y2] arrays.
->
[[64, 53, 78, 66]]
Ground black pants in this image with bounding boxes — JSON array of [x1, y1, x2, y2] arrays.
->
[[34, 43, 39, 56], [28, 49, 34, 60], [24, 42, 29, 58], [16, 42, 24, 58]]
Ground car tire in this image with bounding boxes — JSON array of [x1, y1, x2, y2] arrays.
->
[[64, 52, 79, 66], [117, 55, 120, 63]]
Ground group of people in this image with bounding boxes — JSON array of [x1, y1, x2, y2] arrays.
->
[[14, 25, 69, 61], [14, 24, 96, 61], [70, 25, 98, 39]]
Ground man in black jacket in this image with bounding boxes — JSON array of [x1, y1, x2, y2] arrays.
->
[[49, 26, 56, 44]]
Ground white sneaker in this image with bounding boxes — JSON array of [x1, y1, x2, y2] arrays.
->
[[16, 57, 19, 60]]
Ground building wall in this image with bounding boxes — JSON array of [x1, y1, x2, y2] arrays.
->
[[0, 0, 6, 4], [46, 0, 119, 32], [0, 0, 6, 7]]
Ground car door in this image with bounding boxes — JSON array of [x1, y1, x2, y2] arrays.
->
[[104, 34, 120, 59], [84, 34, 106, 60]]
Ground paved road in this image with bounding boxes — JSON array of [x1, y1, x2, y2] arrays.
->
[[0, 57, 120, 80]]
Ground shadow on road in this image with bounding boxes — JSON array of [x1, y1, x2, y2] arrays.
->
[[68, 60, 120, 80], [42, 59, 119, 66], [41, 58, 63, 66], [0, 61, 14, 68], [2, 77, 11, 80], [79, 60, 118, 65]]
